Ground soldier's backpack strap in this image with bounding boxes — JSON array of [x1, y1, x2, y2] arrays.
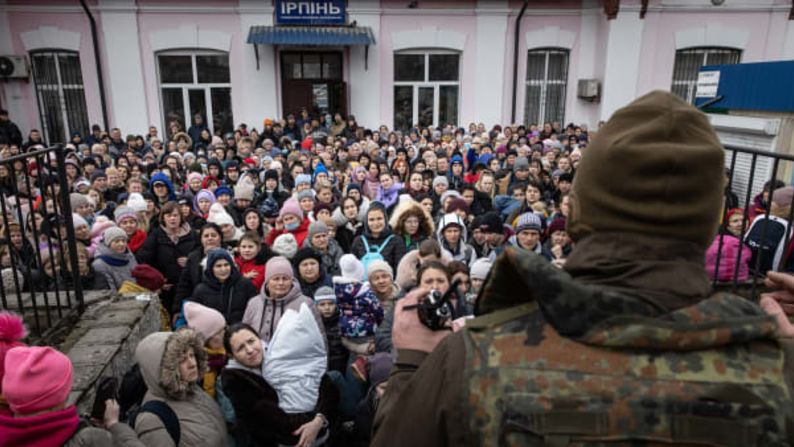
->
[[465, 302, 537, 331]]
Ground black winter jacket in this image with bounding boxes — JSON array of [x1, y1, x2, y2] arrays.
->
[[136, 226, 197, 287], [190, 269, 257, 324]]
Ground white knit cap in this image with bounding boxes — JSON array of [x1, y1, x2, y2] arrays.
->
[[470, 258, 493, 281], [207, 202, 234, 227], [367, 259, 393, 280], [339, 254, 366, 282]]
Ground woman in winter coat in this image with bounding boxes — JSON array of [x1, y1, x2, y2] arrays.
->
[[108, 330, 227, 447], [188, 189, 215, 230], [242, 256, 324, 344], [137, 202, 198, 315], [389, 198, 435, 252], [175, 223, 224, 316], [221, 323, 338, 447], [351, 202, 406, 273], [191, 248, 258, 324], [92, 226, 138, 292]]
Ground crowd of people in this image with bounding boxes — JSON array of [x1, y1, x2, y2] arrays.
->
[[0, 92, 793, 446], [0, 107, 588, 446]]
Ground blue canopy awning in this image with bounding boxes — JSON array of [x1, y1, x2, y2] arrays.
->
[[247, 26, 376, 46]]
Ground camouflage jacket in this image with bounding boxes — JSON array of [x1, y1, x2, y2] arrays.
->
[[373, 246, 794, 447]]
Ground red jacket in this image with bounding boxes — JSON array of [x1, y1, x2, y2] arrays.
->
[[266, 217, 311, 248], [236, 256, 265, 292]]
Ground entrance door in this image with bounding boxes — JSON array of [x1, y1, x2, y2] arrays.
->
[[281, 51, 346, 118]]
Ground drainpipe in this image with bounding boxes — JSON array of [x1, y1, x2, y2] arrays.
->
[[511, 0, 530, 124], [80, 0, 109, 131]]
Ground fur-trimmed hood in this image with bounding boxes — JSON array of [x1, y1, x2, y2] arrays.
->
[[389, 198, 435, 238], [135, 329, 207, 401]]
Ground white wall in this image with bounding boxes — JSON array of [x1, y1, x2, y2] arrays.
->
[[99, 0, 149, 132], [600, 13, 645, 120], [238, 0, 279, 124], [473, 0, 508, 126], [348, 0, 382, 130]]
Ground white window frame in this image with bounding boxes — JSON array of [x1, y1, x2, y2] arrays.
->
[[30, 50, 88, 144], [524, 47, 569, 126], [671, 47, 741, 104], [393, 50, 460, 128], [156, 50, 232, 135]]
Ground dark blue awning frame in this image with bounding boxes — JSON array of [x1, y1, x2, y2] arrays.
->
[[247, 26, 376, 70]]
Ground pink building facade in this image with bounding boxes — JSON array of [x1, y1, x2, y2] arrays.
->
[[1, 0, 793, 143]]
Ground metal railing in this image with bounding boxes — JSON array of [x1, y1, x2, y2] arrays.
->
[[713, 144, 794, 299], [0, 145, 84, 340]]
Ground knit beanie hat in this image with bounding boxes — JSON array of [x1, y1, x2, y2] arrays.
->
[[772, 186, 794, 208], [90, 170, 107, 182], [214, 186, 233, 198], [568, 90, 724, 248], [313, 286, 336, 303], [293, 247, 322, 269], [264, 256, 294, 286], [127, 193, 147, 213], [3, 346, 73, 414], [207, 202, 234, 227], [70, 193, 89, 210], [103, 226, 128, 245], [432, 176, 449, 189], [477, 212, 504, 235], [339, 254, 366, 282], [295, 174, 312, 187], [308, 220, 329, 238], [72, 213, 88, 229], [513, 157, 530, 173], [264, 169, 279, 182], [297, 189, 315, 203], [514, 212, 542, 234], [132, 264, 166, 291], [114, 205, 137, 224], [234, 182, 255, 202], [279, 198, 304, 220], [367, 259, 393, 281], [187, 172, 203, 184], [548, 217, 567, 235], [469, 258, 492, 281], [184, 302, 226, 341], [0, 311, 27, 393], [272, 233, 298, 259]]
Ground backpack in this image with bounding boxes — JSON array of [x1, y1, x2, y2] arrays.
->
[[129, 400, 181, 445], [360, 235, 394, 273]]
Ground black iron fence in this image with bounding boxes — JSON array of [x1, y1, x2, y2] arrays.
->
[[0, 145, 84, 340], [713, 144, 794, 299]]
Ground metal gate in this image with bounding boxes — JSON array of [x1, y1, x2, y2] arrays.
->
[[0, 145, 84, 340]]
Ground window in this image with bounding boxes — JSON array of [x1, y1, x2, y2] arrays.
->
[[157, 51, 233, 137], [281, 52, 342, 80], [524, 48, 569, 127], [30, 50, 89, 144], [393, 51, 460, 130], [671, 47, 741, 103]]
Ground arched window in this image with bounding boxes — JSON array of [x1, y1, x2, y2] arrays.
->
[[29, 50, 89, 144], [157, 50, 233, 138], [671, 47, 741, 103], [393, 50, 460, 130], [524, 48, 569, 127]]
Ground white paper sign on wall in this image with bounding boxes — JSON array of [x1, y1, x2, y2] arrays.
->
[[696, 70, 721, 98]]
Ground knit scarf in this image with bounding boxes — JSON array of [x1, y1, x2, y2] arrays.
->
[[128, 230, 147, 253], [98, 254, 129, 267], [0, 406, 79, 447]]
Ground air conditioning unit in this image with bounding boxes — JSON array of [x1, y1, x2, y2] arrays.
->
[[0, 56, 29, 79], [577, 79, 600, 101]]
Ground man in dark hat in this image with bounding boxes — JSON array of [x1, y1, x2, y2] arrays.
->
[[372, 91, 794, 445]]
